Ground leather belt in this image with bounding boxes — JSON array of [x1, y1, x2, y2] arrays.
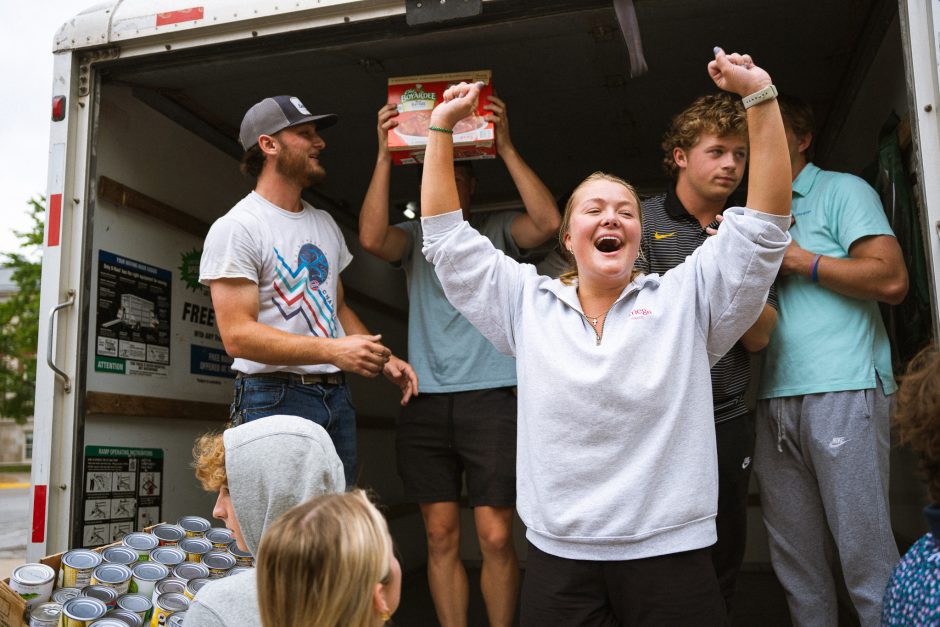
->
[[236, 371, 345, 386]]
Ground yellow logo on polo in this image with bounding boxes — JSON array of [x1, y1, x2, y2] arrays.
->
[[653, 231, 676, 240]]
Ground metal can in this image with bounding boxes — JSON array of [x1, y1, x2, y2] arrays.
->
[[200, 551, 235, 579], [61, 549, 103, 588], [60, 596, 107, 626], [176, 516, 210, 538], [52, 588, 83, 604], [148, 547, 186, 569], [91, 563, 133, 595], [28, 601, 61, 627], [183, 578, 210, 600], [226, 541, 253, 568], [178, 537, 212, 563], [122, 533, 159, 561], [150, 578, 186, 607], [102, 547, 140, 568], [116, 593, 152, 622], [88, 620, 130, 627], [129, 562, 169, 599], [172, 562, 209, 581], [103, 608, 143, 627], [83, 585, 119, 609], [9, 563, 55, 607], [149, 592, 189, 627], [150, 524, 185, 547], [165, 612, 186, 627], [203, 528, 233, 549]]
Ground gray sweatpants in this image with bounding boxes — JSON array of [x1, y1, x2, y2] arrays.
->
[[754, 385, 899, 627]]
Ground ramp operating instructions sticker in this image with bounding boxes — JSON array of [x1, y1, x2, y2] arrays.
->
[[95, 250, 171, 377], [82, 446, 163, 547]]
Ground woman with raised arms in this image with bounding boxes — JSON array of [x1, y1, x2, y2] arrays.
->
[[417, 48, 792, 625]]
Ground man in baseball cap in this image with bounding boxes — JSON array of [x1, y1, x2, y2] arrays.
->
[[198, 95, 418, 487], [238, 95, 338, 151]]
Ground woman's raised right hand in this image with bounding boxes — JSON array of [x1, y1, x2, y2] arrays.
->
[[429, 81, 482, 131]]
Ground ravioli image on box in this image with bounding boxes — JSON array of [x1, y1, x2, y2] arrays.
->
[[387, 70, 495, 165]]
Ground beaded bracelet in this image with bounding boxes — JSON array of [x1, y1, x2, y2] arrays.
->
[[428, 126, 453, 135]]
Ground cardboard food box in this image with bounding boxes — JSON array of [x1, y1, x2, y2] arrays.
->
[[387, 70, 496, 165], [0, 525, 161, 627], [0, 552, 64, 627]]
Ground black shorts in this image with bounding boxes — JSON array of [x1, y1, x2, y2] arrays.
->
[[396, 387, 517, 507]]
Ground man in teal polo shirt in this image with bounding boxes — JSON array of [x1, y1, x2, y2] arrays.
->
[[755, 95, 908, 626]]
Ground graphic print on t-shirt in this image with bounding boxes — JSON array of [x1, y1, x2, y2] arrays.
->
[[271, 243, 337, 337]]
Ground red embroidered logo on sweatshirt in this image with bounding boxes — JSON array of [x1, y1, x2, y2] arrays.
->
[[630, 308, 652, 320]]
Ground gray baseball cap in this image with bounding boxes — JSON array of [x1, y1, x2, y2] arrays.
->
[[238, 95, 338, 151]]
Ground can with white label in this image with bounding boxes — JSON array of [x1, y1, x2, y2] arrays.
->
[[122, 533, 159, 561], [9, 563, 55, 608], [129, 562, 169, 599]]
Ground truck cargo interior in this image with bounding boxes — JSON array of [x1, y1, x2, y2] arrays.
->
[[34, 0, 935, 613]]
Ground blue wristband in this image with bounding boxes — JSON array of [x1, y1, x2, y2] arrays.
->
[[810, 254, 822, 283]]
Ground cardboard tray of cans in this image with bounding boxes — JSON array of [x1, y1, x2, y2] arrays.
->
[[387, 70, 496, 165], [0, 524, 158, 627]]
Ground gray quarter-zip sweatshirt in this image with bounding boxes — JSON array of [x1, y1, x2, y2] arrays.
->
[[423, 207, 789, 560]]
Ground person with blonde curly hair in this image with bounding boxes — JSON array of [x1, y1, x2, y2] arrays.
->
[[185, 415, 345, 627], [257, 490, 401, 627], [635, 91, 778, 620], [882, 345, 940, 624]]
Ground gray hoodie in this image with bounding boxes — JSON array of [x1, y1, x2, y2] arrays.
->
[[184, 415, 345, 627], [423, 207, 789, 561]]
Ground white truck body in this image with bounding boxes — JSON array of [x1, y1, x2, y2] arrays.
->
[[30, 0, 940, 568]]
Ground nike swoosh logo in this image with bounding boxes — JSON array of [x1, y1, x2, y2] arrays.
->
[[653, 232, 676, 240]]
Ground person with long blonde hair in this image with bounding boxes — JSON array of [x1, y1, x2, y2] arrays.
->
[[257, 490, 401, 627], [416, 48, 792, 625]]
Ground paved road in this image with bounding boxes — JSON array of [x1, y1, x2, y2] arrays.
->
[[0, 486, 29, 558]]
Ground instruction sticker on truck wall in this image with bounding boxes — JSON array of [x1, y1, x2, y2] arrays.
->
[[83, 446, 163, 548], [95, 250, 171, 377]]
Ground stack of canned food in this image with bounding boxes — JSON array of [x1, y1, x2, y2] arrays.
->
[[7, 515, 254, 627]]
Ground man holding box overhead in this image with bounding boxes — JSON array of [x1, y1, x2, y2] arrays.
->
[[200, 95, 418, 488], [359, 91, 560, 627]]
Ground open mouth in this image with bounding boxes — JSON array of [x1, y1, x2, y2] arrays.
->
[[594, 236, 624, 253]]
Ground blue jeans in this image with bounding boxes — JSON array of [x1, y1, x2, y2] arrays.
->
[[231, 375, 357, 487]]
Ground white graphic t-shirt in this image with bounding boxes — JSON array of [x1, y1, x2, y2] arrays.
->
[[199, 191, 353, 375]]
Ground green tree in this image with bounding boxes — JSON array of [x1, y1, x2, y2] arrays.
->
[[0, 198, 43, 423]]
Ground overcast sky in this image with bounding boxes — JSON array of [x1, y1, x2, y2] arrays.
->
[[1, 0, 97, 256]]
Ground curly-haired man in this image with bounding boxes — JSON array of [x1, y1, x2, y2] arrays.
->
[[636, 93, 778, 620]]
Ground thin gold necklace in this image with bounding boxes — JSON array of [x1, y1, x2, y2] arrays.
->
[[582, 305, 614, 328]]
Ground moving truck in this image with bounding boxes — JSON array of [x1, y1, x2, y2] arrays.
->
[[29, 0, 940, 575]]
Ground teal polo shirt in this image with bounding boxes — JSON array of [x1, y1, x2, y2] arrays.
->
[[758, 163, 898, 399]]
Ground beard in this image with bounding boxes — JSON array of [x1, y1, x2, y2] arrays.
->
[[276, 145, 326, 187]]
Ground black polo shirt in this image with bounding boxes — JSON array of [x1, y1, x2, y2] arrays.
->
[[637, 187, 778, 424]]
